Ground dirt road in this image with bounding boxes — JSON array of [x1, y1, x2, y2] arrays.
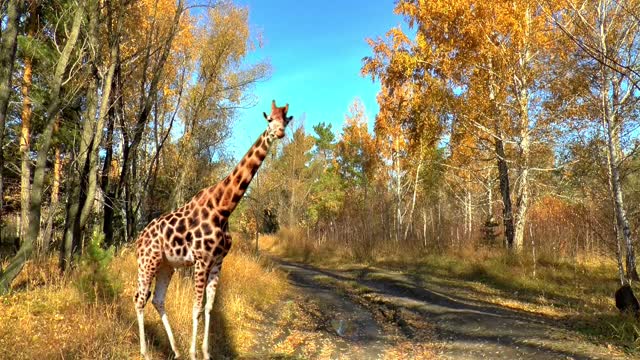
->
[[253, 258, 628, 360]]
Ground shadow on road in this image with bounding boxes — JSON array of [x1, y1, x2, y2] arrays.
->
[[275, 259, 625, 360]]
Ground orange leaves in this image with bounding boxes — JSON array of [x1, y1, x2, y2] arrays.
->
[[388, 27, 411, 50], [529, 195, 579, 226], [374, 85, 409, 156], [341, 99, 374, 155], [337, 99, 378, 185], [122, 0, 193, 59]]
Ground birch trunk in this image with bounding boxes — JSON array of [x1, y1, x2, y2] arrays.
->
[[604, 108, 638, 280], [512, 5, 532, 254], [394, 141, 402, 242], [403, 162, 421, 242], [596, 1, 639, 280]]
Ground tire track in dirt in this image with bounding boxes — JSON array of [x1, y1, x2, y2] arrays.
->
[[246, 259, 436, 359], [269, 259, 628, 360]]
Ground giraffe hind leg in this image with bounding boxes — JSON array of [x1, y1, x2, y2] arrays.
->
[[135, 249, 164, 360], [152, 264, 180, 358], [135, 271, 154, 360], [190, 260, 209, 360], [202, 264, 221, 360]]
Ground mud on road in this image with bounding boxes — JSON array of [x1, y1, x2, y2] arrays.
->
[[248, 258, 628, 360]]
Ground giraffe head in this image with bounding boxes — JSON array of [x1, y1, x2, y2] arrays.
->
[[263, 100, 293, 139]]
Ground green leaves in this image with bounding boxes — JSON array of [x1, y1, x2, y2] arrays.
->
[[75, 230, 121, 303]]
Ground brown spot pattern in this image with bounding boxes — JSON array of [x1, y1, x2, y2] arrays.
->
[[134, 100, 291, 342]]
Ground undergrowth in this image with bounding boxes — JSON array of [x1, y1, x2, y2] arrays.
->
[[0, 237, 289, 359], [75, 230, 121, 303]]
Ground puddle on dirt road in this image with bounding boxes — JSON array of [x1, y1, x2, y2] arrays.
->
[[276, 261, 390, 358]]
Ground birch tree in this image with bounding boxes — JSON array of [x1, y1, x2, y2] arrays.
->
[[363, 0, 561, 252], [554, 0, 640, 279]]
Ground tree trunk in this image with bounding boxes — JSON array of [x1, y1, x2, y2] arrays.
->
[[466, 187, 472, 236], [495, 134, 515, 249], [19, 3, 37, 244], [0, 0, 21, 226], [487, 57, 515, 250], [512, 4, 532, 254], [111, 0, 184, 243], [394, 140, 402, 243], [597, 21, 639, 280], [101, 104, 116, 246], [116, 0, 184, 197], [102, 43, 123, 247], [125, 173, 137, 240], [61, 0, 100, 270], [61, 0, 121, 270], [79, 13, 120, 230], [0, 3, 84, 292], [513, 91, 530, 253], [422, 207, 428, 247], [403, 161, 421, 242], [513, 139, 530, 252], [614, 205, 626, 285], [41, 128, 61, 254], [487, 168, 493, 216], [170, 128, 192, 209], [605, 112, 638, 280]]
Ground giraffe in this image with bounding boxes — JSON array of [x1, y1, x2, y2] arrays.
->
[[134, 100, 293, 360]]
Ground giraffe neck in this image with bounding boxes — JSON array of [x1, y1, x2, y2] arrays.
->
[[215, 129, 274, 216]]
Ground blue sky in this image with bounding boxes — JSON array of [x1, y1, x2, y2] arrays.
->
[[230, 0, 403, 158]]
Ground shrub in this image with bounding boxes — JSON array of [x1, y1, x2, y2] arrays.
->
[[75, 230, 121, 303]]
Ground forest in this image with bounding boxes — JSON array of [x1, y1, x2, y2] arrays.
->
[[1, 0, 640, 359]]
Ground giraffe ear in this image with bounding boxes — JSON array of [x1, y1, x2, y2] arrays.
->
[[263, 112, 269, 121], [286, 115, 293, 124]]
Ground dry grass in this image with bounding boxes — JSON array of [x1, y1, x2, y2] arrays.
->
[[262, 228, 352, 264], [271, 231, 640, 353], [0, 244, 289, 359]]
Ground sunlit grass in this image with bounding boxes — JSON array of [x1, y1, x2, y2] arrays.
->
[[0, 243, 290, 359]]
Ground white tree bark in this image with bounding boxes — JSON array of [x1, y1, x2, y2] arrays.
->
[[512, 4, 533, 254]]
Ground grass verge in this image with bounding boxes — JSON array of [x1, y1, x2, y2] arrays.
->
[[0, 243, 290, 359]]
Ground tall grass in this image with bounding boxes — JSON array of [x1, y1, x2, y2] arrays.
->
[[0, 243, 289, 359]]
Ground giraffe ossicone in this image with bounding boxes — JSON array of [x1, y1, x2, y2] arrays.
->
[[134, 100, 293, 360]]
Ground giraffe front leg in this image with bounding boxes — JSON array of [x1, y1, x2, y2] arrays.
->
[[152, 265, 180, 358], [190, 261, 208, 360], [202, 265, 221, 360]]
